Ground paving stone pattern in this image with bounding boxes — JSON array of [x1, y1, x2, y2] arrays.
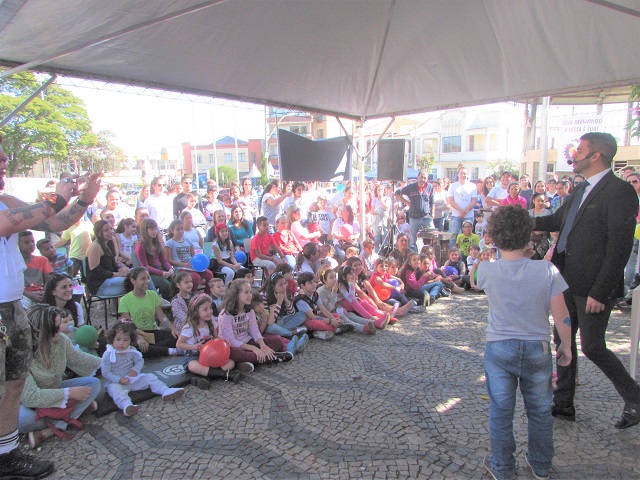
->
[[24, 294, 640, 479]]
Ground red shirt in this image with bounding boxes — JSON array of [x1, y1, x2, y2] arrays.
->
[[273, 229, 302, 255], [250, 232, 276, 261]]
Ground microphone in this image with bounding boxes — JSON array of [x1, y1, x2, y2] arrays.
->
[[567, 152, 594, 166]]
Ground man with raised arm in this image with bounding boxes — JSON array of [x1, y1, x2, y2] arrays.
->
[[0, 133, 101, 479]]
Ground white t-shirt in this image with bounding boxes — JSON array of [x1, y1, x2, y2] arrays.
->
[[448, 181, 477, 219], [181, 324, 214, 345], [144, 194, 173, 229], [0, 200, 26, 302], [487, 185, 509, 210]]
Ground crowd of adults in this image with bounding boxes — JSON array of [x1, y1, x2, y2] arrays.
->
[[1, 131, 640, 480]]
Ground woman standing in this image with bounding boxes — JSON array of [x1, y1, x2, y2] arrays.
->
[[19, 305, 101, 448], [238, 178, 259, 223], [432, 180, 450, 231], [260, 181, 293, 229]]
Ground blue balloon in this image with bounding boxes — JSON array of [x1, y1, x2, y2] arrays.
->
[[234, 250, 247, 264], [389, 279, 401, 287], [191, 253, 209, 272]]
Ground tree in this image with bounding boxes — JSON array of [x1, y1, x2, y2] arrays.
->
[[0, 72, 94, 176], [487, 158, 519, 178], [415, 152, 435, 172], [67, 130, 128, 174], [211, 166, 237, 187]]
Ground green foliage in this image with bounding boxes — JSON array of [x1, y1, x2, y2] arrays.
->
[[0, 72, 127, 176], [258, 153, 269, 185], [67, 130, 128, 173], [415, 152, 435, 172], [487, 158, 519, 178], [211, 166, 237, 186], [627, 85, 640, 139]]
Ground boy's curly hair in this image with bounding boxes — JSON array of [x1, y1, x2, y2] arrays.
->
[[486, 205, 533, 251]]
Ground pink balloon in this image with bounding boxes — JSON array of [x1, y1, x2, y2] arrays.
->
[[340, 224, 353, 238]]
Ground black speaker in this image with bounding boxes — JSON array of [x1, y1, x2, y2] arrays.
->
[[377, 139, 409, 182]]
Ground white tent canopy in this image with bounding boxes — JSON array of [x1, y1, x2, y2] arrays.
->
[[1, 0, 639, 121]]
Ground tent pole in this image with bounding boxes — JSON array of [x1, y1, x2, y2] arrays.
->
[[211, 105, 219, 185], [539, 96, 550, 182]]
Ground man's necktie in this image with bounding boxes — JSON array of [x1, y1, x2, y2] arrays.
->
[[556, 180, 589, 253]]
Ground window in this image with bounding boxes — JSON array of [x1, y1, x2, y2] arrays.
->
[[470, 167, 479, 180], [238, 153, 246, 163], [290, 125, 308, 135], [250, 152, 257, 164], [316, 128, 324, 139], [423, 138, 439, 153], [197, 154, 202, 164], [224, 153, 233, 164], [446, 168, 458, 180], [442, 136, 461, 153], [208, 154, 214, 164], [468, 134, 485, 152]]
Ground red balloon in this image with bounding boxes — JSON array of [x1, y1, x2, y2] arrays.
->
[[374, 285, 391, 301], [199, 338, 231, 368]]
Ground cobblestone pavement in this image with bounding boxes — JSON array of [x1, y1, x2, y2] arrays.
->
[[23, 294, 640, 479]]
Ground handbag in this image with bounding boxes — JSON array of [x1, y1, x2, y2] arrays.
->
[[34, 399, 82, 440]]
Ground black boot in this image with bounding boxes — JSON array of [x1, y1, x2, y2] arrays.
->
[[0, 448, 55, 479]]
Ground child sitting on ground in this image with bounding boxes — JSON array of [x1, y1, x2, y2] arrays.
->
[[442, 247, 467, 287], [272, 263, 298, 300], [479, 205, 571, 480], [209, 277, 225, 317], [217, 279, 293, 366], [177, 294, 251, 389], [101, 321, 185, 416], [370, 257, 420, 313], [170, 271, 195, 332], [36, 238, 73, 276], [317, 269, 376, 335], [337, 265, 391, 328], [464, 244, 481, 281], [259, 272, 308, 338], [399, 252, 444, 307], [294, 272, 354, 338], [359, 239, 378, 277], [465, 247, 492, 292], [455, 220, 480, 262], [251, 292, 309, 355], [419, 246, 465, 294]]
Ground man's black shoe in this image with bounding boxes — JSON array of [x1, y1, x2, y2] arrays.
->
[[614, 402, 640, 429], [0, 448, 54, 479], [551, 404, 576, 422]]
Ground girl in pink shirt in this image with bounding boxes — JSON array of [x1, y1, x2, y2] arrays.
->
[[501, 182, 528, 209]]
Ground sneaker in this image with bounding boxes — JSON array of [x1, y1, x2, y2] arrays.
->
[[292, 326, 308, 336], [236, 362, 255, 373], [296, 333, 310, 353], [227, 370, 242, 384], [274, 351, 294, 363], [190, 377, 211, 390], [312, 330, 335, 340], [28, 428, 54, 449], [335, 323, 354, 334], [429, 295, 437, 306], [440, 287, 451, 297], [365, 320, 376, 335], [388, 316, 398, 325], [452, 285, 465, 294], [409, 305, 427, 314], [124, 404, 140, 417], [390, 303, 400, 317], [375, 313, 390, 330], [162, 388, 185, 401], [483, 455, 499, 480], [0, 448, 55, 479], [525, 454, 549, 480], [286, 335, 299, 354]]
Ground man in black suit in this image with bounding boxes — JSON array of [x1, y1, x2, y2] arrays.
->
[[536, 132, 640, 429]]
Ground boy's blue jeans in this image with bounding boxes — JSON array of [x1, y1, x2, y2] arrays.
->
[[484, 339, 554, 480], [421, 281, 444, 298]]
